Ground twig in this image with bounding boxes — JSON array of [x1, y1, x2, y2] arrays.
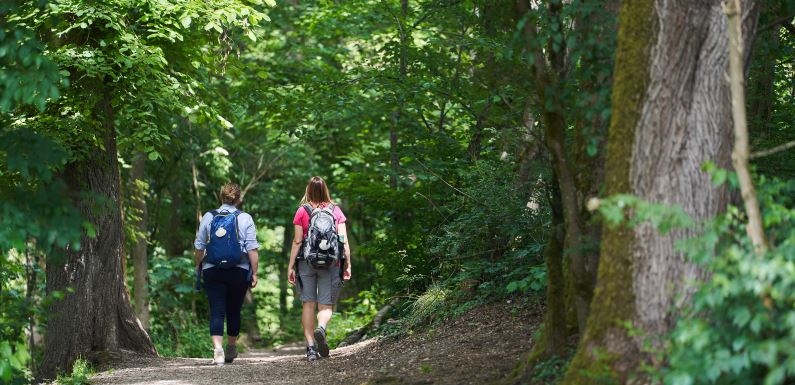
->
[[413, 157, 480, 206], [750, 139, 795, 159], [241, 151, 287, 198]]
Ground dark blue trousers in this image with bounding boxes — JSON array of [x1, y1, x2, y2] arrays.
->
[[203, 267, 249, 336]]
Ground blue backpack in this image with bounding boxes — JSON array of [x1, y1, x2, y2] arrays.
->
[[205, 210, 244, 268]]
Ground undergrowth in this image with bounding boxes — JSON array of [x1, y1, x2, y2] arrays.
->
[[55, 359, 92, 385]]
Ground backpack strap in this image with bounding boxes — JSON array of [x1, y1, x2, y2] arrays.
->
[[303, 204, 313, 217]]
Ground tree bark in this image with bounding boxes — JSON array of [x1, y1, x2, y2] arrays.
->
[[543, 175, 567, 357], [561, 0, 759, 383], [40, 82, 156, 379], [279, 223, 291, 328], [130, 153, 150, 330], [390, 0, 409, 190]]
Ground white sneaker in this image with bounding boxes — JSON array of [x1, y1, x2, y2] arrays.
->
[[213, 348, 225, 365]]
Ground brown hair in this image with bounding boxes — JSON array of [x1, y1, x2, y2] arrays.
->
[[300, 176, 333, 205], [220, 183, 242, 205]]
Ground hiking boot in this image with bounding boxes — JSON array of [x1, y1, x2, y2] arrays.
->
[[212, 348, 225, 365], [225, 344, 238, 363], [314, 326, 330, 358], [306, 345, 319, 362]]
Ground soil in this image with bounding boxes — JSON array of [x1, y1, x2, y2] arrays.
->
[[90, 300, 542, 385]]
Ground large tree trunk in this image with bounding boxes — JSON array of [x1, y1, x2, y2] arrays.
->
[[561, 1, 759, 383], [40, 83, 156, 379], [130, 153, 150, 330]]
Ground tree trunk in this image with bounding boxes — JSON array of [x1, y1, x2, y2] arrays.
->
[[40, 82, 156, 379], [561, 0, 759, 383], [242, 290, 262, 343], [543, 176, 567, 357], [515, 0, 595, 333], [279, 223, 291, 328], [390, 0, 409, 190], [130, 153, 150, 330]]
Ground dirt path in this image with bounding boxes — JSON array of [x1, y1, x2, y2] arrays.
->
[[92, 302, 541, 385]]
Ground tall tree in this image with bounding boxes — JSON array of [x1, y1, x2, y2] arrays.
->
[[30, 0, 268, 376], [41, 81, 156, 378], [561, 0, 760, 383]]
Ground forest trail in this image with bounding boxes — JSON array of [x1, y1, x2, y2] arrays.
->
[[90, 302, 541, 385]]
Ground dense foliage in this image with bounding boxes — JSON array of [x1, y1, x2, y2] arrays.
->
[[665, 178, 795, 385]]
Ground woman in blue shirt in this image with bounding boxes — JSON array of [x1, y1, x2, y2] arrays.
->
[[194, 183, 260, 365]]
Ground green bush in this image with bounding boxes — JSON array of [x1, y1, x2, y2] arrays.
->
[[0, 340, 29, 385], [664, 178, 795, 385], [148, 248, 210, 358]]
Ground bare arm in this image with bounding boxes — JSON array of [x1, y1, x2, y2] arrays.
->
[[195, 249, 205, 269], [338, 223, 352, 280], [248, 249, 259, 287], [287, 225, 303, 285], [337, 223, 351, 261]]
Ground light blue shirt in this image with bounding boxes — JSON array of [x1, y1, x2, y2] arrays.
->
[[194, 204, 260, 270]]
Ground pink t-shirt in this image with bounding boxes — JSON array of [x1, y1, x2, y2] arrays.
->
[[293, 203, 347, 238]]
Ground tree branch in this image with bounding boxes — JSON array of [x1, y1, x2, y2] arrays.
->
[[750, 139, 795, 159]]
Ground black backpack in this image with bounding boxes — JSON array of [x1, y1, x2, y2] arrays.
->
[[301, 203, 340, 269]]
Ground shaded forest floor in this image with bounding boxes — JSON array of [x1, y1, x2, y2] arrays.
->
[[90, 301, 542, 385]]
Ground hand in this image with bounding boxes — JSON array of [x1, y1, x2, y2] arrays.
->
[[250, 275, 258, 289], [288, 267, 296, 286], [343, 264, 352, 281]]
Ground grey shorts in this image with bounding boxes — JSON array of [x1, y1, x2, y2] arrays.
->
[[297, 259, 342, 305]]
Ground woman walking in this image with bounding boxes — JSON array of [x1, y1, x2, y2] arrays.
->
[[194, 183, 260, 365], [288, 176, 352, 361]]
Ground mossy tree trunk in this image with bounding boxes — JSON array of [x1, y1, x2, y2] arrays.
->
[[561, 0, 759, 383], [515, 0, 597, 334]]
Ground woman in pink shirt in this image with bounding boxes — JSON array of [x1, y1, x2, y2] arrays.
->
[[287, 176, 351, 361]]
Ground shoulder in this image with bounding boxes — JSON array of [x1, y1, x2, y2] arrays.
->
[[237, 211, 254, 222], [294, 206, 309, 218], [332, 204, 344, 214]]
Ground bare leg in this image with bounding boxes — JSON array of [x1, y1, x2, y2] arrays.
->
[[227, 335, 237, 346], [317, 304, 333, 330], [302, 301, 317, 345], [212, 335, 223, 350]]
